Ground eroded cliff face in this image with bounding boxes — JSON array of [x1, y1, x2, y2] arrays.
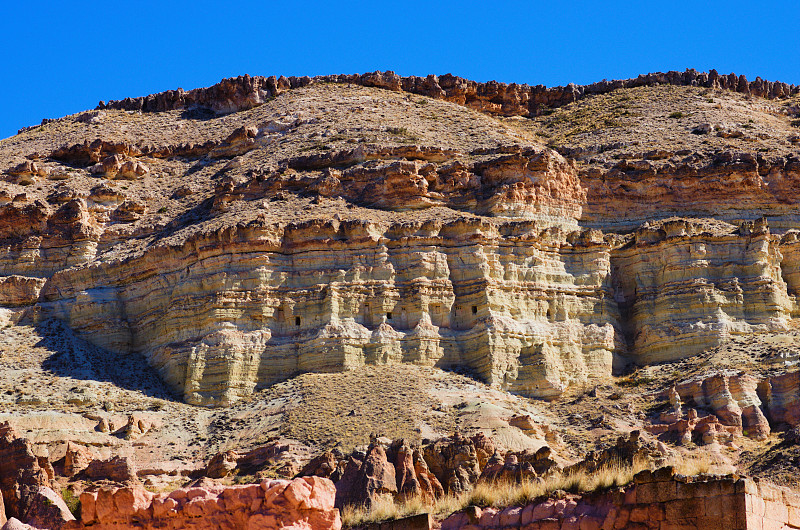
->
[[37, 201, 619, 406], [613, 218, 793, 364], [2, 73, 800, 406]]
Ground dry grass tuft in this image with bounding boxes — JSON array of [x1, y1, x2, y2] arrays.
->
[[340, 453, 728, 527]]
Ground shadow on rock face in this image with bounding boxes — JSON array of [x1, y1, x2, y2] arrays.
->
[[37, 318, 178, 402], [179, 107, 218, 121]]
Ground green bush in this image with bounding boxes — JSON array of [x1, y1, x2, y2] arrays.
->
[[62, 488, 81, 519]]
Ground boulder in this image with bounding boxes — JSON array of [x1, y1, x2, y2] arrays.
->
[[24, 487, 75, 530], [82, 456, 137, 483]]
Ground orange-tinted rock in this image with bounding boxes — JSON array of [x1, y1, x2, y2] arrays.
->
[[0, 276, 45, 307], [480, 446, 560, 483], [394, 441, 444, 503], [761, 371, 800, 427], [422, 433, 494, 494], [67, 476, 340, 530], [81, 456, 137, 483], [208, 125, 258, 158], [0, 422, 51, 521], [298, 450, 344, 481], [63, 443, 94, 477]]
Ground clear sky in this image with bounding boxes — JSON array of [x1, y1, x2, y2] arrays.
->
[[1, 0, 798, 140]]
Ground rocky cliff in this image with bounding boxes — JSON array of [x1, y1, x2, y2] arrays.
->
[[2, 71, 800, 406]]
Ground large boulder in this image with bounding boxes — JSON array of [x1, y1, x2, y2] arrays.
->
[[23, 487, 75, 530], [81, 456, 137, 483]]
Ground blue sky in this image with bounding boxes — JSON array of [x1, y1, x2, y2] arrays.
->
[[1, 0, 798, 139]]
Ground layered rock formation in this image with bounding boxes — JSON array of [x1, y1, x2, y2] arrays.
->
[[440, 468, 799, 530], [613, 219, 792, 364], [36, 211, 621, 405], [581, 153, 800, 231], [2, 71, 800, 407]]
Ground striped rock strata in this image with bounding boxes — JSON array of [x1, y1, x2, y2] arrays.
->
[[2, 75, 800, 406]]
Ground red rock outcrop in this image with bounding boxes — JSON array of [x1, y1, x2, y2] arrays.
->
[[335, 444, 399, 508], [81, 456, 138, 484], [479, 447, 559, 484], [94, 69, 799, 118], [0, 422, 52, 521], [66, 476, 341, 530], [421, 433, 495, 495], [63, 443, 95, 477]]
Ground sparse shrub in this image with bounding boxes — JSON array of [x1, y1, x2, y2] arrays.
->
[[791, 119, 800, 128], [618, 375, 655, 387], [233, 474, 256, 485], [341, 452, 726, 527], [386, 126, 419, 143], [62, 488, 80, 518], [668, 112, 685, 119]]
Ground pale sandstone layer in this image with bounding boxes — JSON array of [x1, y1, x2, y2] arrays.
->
[[1, 74, 800, 406]]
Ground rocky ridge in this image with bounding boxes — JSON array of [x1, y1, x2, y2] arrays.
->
[[90, 69, 799, 120]]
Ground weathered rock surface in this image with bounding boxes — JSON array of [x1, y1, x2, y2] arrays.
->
[[0, 422, 51, 521], [66, 476, 340, 530], [2, 71, 800, 410], [421, 433, 495, 495], [204, 439, 310, 479], [95, 69, 799, 118], [24, 487, 75, 530], [439, 469, 788, 530], [81, 456, 138, 484]]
